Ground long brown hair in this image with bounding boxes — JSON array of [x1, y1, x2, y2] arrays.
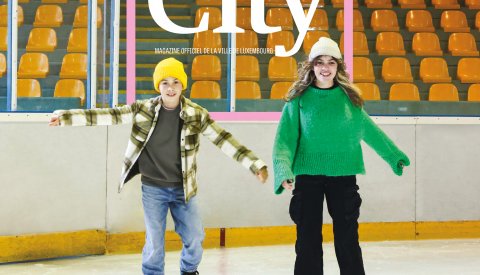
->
[[284, 56, 364, 107]]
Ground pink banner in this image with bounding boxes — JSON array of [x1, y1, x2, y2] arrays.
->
[[344, 0, 354, 80], [126, 0, 136, 104]]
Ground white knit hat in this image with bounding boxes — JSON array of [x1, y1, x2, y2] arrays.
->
[[308, 37, 342, 61]]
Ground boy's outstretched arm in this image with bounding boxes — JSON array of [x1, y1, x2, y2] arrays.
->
[[48, 103, 138, 127], [199, 111, 268, 183]]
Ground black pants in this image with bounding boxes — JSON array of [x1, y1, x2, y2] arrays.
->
[[289, 175, 365, 275]]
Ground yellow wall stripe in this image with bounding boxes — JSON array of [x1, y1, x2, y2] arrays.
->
[[1, 221, 479, 263], [416, 221, 480, 240], [0, 230, 105, 263]]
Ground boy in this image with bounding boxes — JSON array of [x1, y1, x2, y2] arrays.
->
[[50, 57, 268, 275]]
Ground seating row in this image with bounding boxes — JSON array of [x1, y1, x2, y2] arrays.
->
[[7, 78, 85, 105], [196, 0, 480, 10], [195, 7, 480, 32], [188, 80, 480, 101], [356, 82, 480, 101], [1, 0, 104, 4], [0, 27, 87, 52], [201, 29, 480, 57], [195, 7, 480, 33], [187, 54, 480, 84], [0, 5, 102, 28], [0, 52, 87, 79]]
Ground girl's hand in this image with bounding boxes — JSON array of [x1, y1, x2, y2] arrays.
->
[[282, 180, 294, 191], [256, 167, 268, 183]]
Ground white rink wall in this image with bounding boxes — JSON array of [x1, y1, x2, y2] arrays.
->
[[1, 117, 480, 236]]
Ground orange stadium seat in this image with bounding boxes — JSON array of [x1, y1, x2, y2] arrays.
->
[[371, 10, 399, 32], [412, 32, 443, 56], [73, 6, 102, 28], [365, 0, 393, 8], [265, 0, 287, 7], [389, 83, 420, 101], [0, 5, 24, 27], [340, 32, 369, 55], [26, 28, 57, 52], [266, 31, 295, 52], [18, 53, 49, 78], [405, 10, 435, 32], [457, 58, 480, 83], [467, 84, 480, 101], [54, 79, 86, 105], [432, 0, 460, 9], [466, 0, 480, 9], [332, 0, 359, 8], [236, 30, 258, 51], [476, 12, 480, 30], [193, 30, 222, 51], [307, 8, 328, 30], [34, 5, 63, 27], [236, 55, 260, 81], [382, 57, 413, 82], [17, 79, 41, 97], [236, 81, 261, 99], [268, 57, 298, 81], [266, 8, 293, 30], [270, 82, 293, 99], [0, 53, 6, 78], [237, 0, 251, 6], [196, 0, 221, 5], [375, 32, 406, 56], [429, 84, 459, 101], [67, 28, 87, 52], [0, 27, 6, 51], [303, 31, 330, 54], [336, 9, 364, 31], [2, 0, 30, 3], [419, 57, 451, 83], [195, 7, 222, 29], [59, 53, 87, 79], [353, 57, 375, 82], [41, 0, 67, 3], [301, 0, 326, 6], [190, 81, 221, 99], [477, 12, 480, 30], [398, 0, 426, 9], [448, 33, 479, 56], [79, 0, 105, 4], [237, 8, 252, 30], [191, 55, 221, 81], [355, 83, 381, 100], [441, 11, 469, 32]]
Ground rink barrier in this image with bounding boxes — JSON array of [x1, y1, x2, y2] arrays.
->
[[1, 221, 480, 263]]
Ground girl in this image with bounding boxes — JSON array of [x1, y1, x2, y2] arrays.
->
[[272, 37, 409, 275]]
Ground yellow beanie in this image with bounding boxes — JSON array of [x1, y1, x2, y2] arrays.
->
[[153, 58, 188, 92]]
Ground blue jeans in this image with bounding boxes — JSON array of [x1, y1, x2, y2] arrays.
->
[[141, 183, 205, 275]]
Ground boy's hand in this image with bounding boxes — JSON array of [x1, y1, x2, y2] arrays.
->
[[256, 167, 268, 183], [49, 114, 61, 126]]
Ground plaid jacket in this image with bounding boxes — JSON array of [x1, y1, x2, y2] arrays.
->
[[55, 96, 266, 202]]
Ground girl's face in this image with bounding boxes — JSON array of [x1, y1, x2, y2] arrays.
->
[[313, 55, 338, 87], [159, 77, 183, 108]]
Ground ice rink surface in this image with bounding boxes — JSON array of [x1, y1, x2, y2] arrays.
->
[[1, 239, 479, 275]]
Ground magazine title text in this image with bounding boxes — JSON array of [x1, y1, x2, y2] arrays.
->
[[148, 0, 320, 57]]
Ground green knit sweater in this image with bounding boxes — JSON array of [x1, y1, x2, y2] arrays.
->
[[273, 85, 410, 194]]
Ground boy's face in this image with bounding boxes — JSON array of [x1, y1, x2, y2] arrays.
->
[[159, 77, 183, 108]]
